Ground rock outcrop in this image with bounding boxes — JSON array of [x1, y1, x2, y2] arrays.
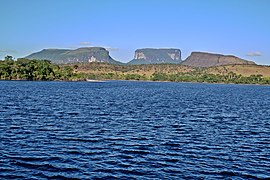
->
[[128, 48, 182, 64], [25, 47, 257, 67], [182, 52, 255, 67], [25, 47, 121, 64]]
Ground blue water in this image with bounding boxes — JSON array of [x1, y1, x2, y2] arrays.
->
[[0, 81, 270, 179]]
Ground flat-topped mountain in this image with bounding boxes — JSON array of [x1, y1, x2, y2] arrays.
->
[[25, 47, 121, 64], [128, 48, 182, 64], [24, 47, 257, 67], [182, 52, 255, 67]]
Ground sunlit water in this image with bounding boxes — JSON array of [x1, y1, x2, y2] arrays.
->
[[0, 81, 270, 179]]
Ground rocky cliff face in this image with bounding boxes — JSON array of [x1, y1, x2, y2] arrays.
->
[[182, 52, 255, 67], [128, 48, 182, 64], [25, 47, 121, 64]]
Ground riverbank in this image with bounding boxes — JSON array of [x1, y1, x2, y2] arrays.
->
[[1, 78, 270, 86], [1, 59, 270, 85]]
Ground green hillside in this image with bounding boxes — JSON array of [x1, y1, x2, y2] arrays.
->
[[25, 47, 122, 64]]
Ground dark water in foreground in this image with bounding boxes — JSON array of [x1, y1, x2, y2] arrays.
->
[[0, 81, 270, 179]]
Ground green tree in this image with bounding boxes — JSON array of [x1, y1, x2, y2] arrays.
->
[[4, 55, 13, 61]]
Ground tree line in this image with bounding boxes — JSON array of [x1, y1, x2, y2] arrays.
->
[[72, 71, 270, 84], [1, 56, 269, 84], [150, 72, 270, 84], [0, 57, 73, 80]]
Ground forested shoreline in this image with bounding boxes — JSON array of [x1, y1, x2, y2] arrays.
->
[[0, 57, 74, 81], [73, 72, 270, 85], [1, 57, 270, 85]]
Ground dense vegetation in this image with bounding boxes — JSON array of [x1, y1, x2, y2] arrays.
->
[[25, 47, 121, 64], [0, 57, 73, 80], [73, 72, 270, 85], [1, 57, 269, 85], [150, 72, 270, 84]]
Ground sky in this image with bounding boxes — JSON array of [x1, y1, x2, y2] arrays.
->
[[0, 0, 269, 64]]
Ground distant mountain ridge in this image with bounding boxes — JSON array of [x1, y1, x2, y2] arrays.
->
[[182, 52, 255, 67], [128, 48, 182, 64], [25, 47, 122, 64], [24, 47, 256, 67]]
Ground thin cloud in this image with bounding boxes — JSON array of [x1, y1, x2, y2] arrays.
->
[[78, 43, 119, 51], [66, 46, 78, 49], [246, 51, 262, 57], [0, 49, 17, 53], [79, 42, 91, 45], [104, 47, 119, 51]]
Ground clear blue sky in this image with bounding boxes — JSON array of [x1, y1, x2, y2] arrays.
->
[[0, 0, 269, 64]]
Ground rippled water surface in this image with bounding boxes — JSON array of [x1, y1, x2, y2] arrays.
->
[[0, 81, 270, 179]]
